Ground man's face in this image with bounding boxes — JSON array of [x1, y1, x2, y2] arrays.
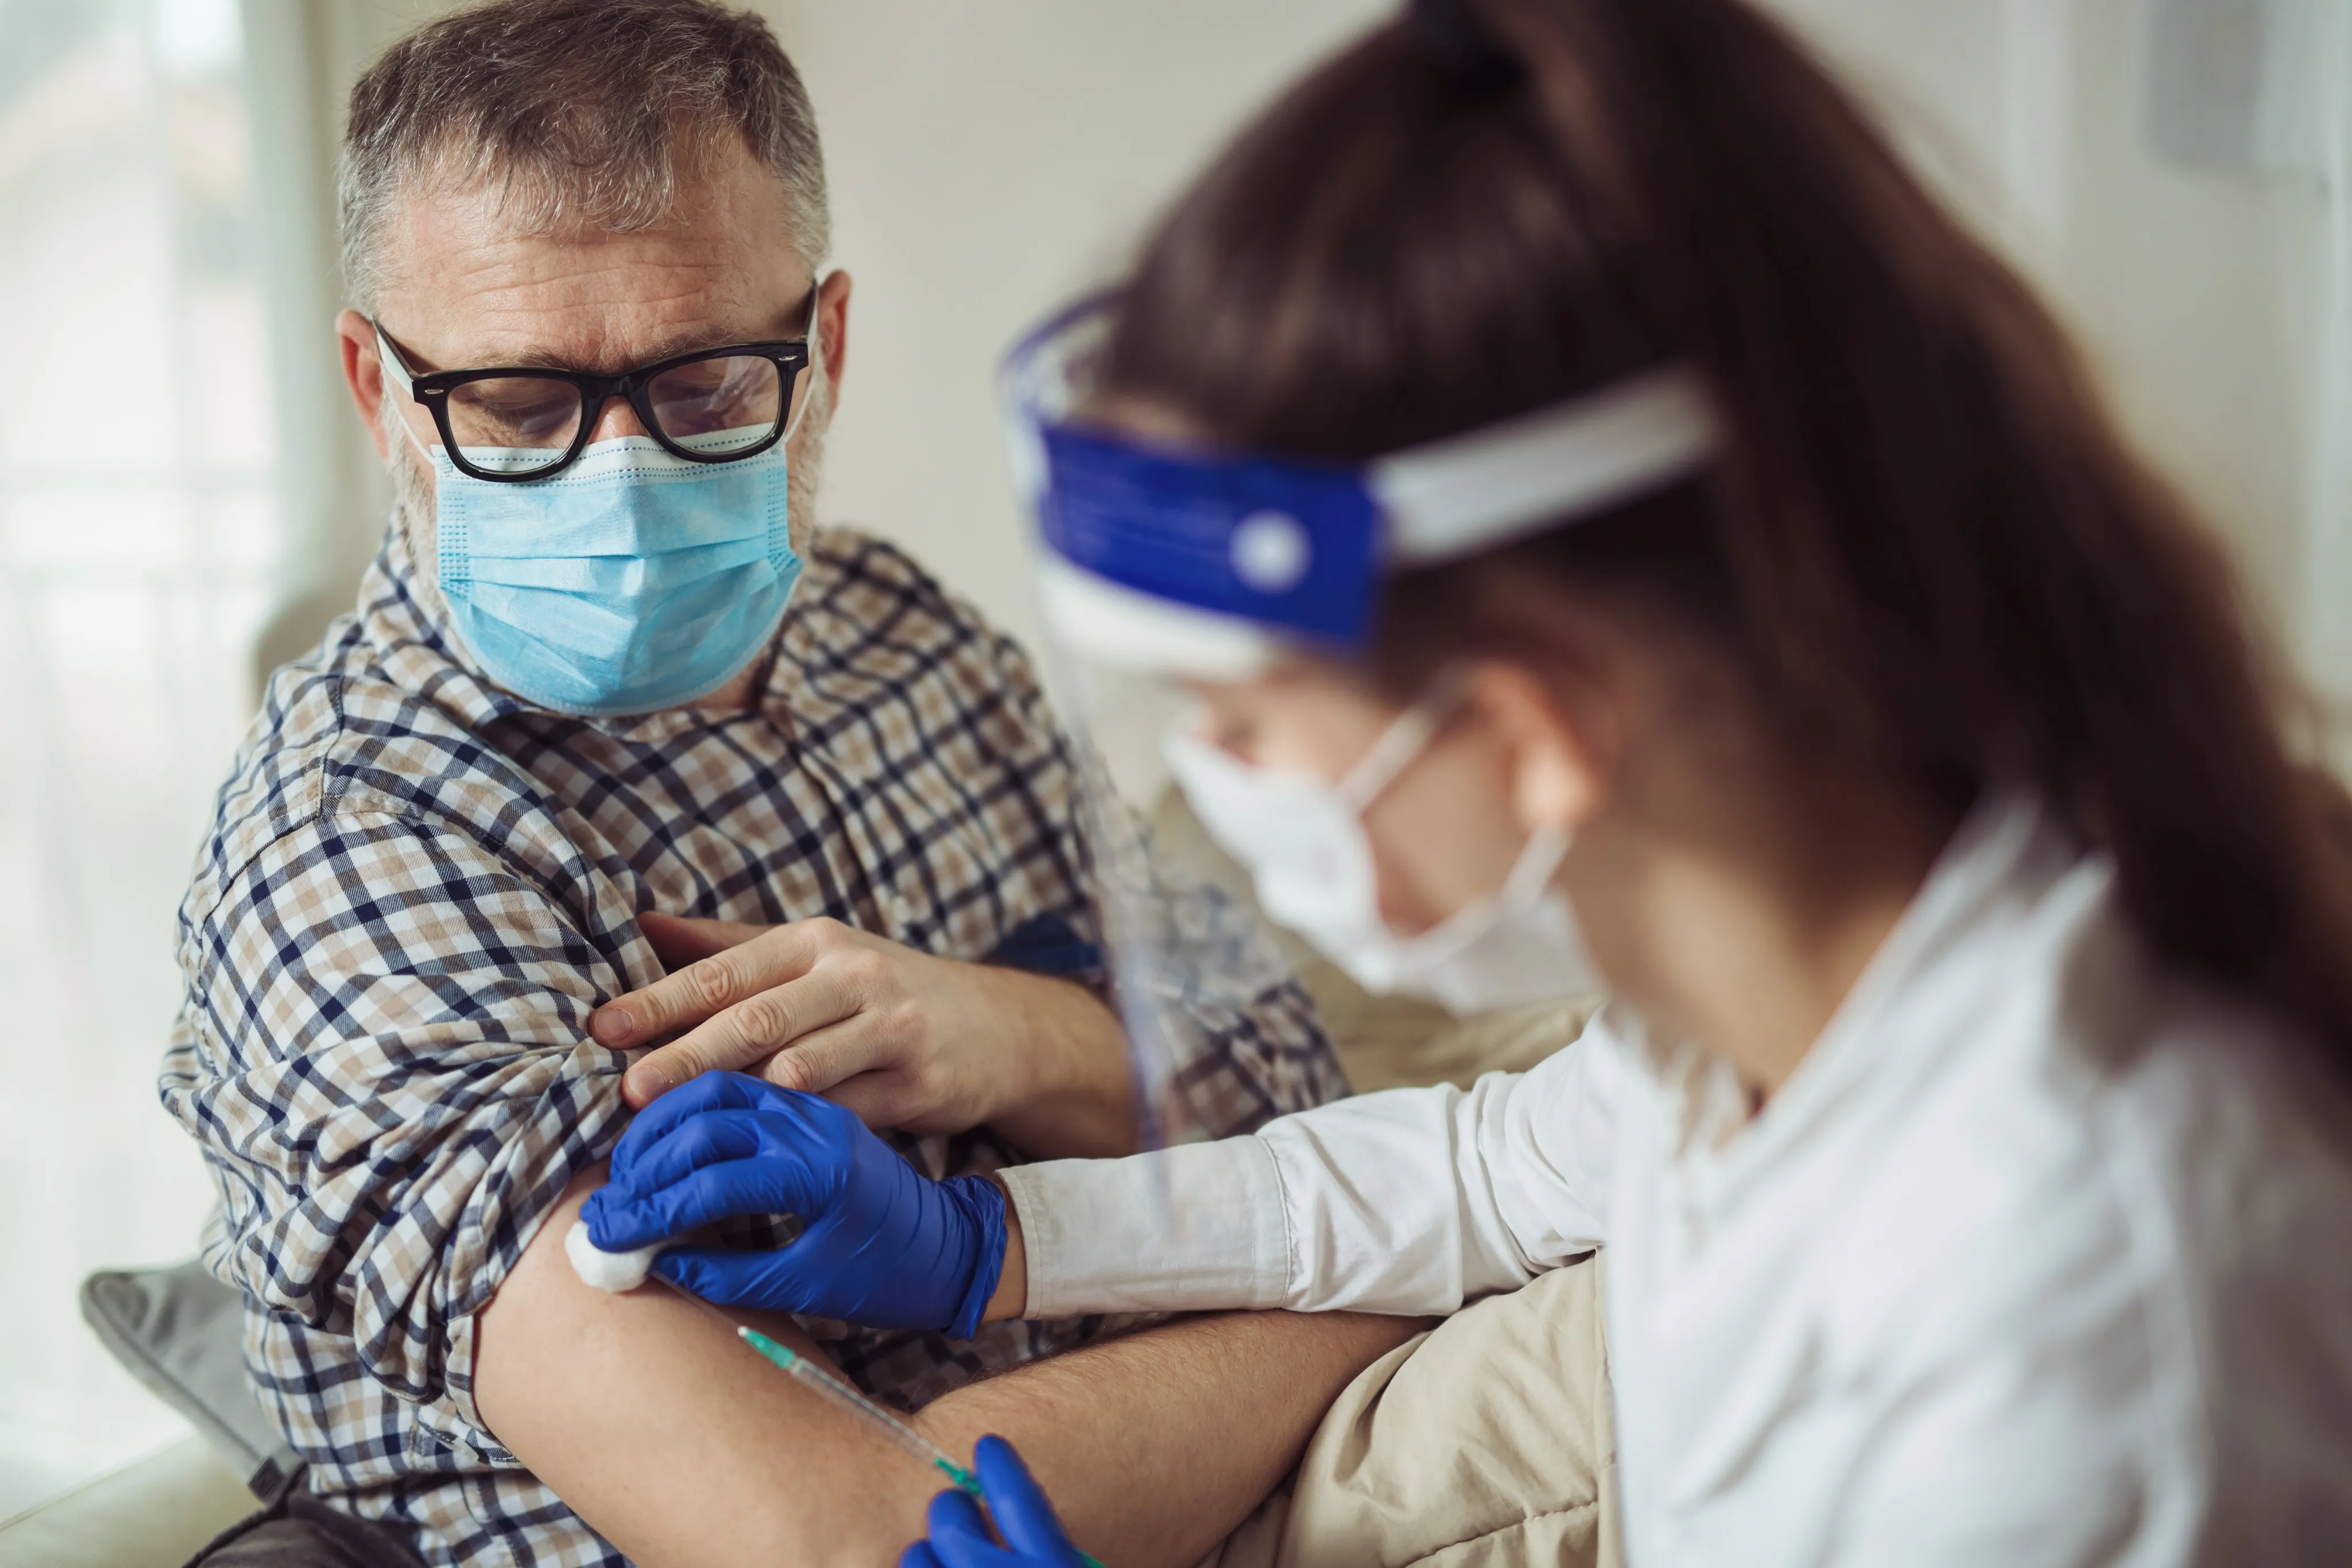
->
[[335, 137, 850, 661]]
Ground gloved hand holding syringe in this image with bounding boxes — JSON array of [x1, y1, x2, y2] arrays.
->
[[576, 1071, 1095, 1567], [730, 1318, 1101, 1568]]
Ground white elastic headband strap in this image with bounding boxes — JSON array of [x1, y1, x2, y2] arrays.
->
[[1370, 366, 1718, 566]]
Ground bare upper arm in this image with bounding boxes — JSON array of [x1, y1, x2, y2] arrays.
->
[[473, 1168, 938, 1568], [475, 1172, 1421, 1568]]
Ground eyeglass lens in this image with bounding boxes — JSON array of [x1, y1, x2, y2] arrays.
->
[[443, 355, 813, 474]]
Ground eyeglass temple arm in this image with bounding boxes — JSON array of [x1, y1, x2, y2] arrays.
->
[[370, 320, 420, 398]]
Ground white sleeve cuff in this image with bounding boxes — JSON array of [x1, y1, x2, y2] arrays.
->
[[999, 1138, 1293, 1318]]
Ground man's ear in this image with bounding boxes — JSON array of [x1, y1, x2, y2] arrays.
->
[[814, 270, 852, 400], [336, 308, 391, 464], [1463, 660, 1614, 839]]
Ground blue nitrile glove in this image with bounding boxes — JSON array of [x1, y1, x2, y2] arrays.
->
[[901, 1437, 1089, 1568], [580, 1071, 1007, 1338]]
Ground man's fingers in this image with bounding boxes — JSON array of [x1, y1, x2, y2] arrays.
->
[[594, 917, 850, 1049], [622, 966, 862, 1106], [814, 1067, 915, 1130], [759, 1016, 894, 1100], [636, 910, 767, 968]]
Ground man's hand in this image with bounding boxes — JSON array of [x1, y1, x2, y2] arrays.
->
[[581, 1072, 1008, 1335], [591, 911, 1138, 1156]]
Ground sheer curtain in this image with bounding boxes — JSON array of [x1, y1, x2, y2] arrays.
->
[[0, 0, 282, 1518]]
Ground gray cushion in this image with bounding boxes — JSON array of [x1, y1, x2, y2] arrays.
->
[[80, 1263, 304, 1499], [178, 1488, 424, 1568]]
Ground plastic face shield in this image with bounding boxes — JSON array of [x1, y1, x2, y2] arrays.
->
[[1001, 300, 1334, 1159], [1001, 296, 1717, 1149]]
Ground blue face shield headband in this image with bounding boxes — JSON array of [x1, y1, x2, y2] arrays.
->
[[1001, 296, 1720, 677]]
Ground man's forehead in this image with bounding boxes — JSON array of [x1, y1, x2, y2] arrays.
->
[[374, 153, 813, 373]]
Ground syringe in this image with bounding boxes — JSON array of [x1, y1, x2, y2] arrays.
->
[[735, 1325, 1108, 1568], [734, 1325, 981, 1495], [647, 1272, 1103, 1563]]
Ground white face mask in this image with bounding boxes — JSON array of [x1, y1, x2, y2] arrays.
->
[[1162, 688, 1602, 1016]]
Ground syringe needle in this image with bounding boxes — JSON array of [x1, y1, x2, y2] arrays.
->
[[736, 1327, 1109, 1568], [736, 1326, 982, 1492], [653, 1277, 1103, 1565]]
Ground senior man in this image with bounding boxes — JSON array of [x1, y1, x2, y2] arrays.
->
[[158, 3, 1414, 1565]]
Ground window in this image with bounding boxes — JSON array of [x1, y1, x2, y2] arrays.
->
[[0, 0, 282, 1515]]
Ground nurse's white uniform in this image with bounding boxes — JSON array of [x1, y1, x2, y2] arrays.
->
[[1002, 795, 2352, 1566]]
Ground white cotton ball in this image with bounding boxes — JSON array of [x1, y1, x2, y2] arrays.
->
[[566, 1219, 660, 1292]]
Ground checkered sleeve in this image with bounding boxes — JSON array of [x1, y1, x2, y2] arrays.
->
[[164, 803, 634, 1463], [982, 631, 1349, 1144]]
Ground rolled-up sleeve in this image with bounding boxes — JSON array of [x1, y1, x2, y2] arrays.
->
[[1003, 1012, 1627, 1319], [162, 807, 637, 1455]]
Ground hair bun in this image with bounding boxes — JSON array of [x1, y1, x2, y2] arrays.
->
[[1405, 0, 1526, 95]]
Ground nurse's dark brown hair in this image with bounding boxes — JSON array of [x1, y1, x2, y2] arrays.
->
[[1100, 0, 2352, 1071]]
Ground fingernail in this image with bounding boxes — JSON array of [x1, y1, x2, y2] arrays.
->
[[624, 1066, 669, 1105], [591, 1006, 634, 1044]]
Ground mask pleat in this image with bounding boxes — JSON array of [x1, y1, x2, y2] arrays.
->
[[432, 436, 800, 714]]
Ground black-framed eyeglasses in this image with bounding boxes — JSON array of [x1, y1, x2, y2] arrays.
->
[[372, 320, 817, 483]]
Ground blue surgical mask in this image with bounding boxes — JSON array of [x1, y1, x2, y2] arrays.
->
[[418, 431, 803, 715]]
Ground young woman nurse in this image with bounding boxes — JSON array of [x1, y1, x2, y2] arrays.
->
[[581, 0, 2352, 1562]]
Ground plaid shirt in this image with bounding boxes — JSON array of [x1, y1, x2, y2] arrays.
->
[[160, 522, 1343, 1567]]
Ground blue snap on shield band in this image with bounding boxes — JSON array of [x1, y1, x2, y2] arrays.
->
[[1039, 425, 1384, 645], [1003, 292, 1719, 673]]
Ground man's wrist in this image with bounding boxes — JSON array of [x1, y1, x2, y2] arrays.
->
[[966, 959, 1062, 1122], [981, 1174, 1028, 1322], [971, 965, 1136, 1159]]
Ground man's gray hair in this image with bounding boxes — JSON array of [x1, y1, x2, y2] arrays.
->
[[339, 0, 829, 309]]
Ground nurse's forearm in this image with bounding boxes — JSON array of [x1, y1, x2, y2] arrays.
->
[[914, 1307, 1425, 1568], [997, 1139, 1295, 1318], [999, 1069, 1606, 1322]]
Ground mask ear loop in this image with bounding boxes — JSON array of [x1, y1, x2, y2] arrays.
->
[[373, 323, 444, 467], [1498, 823, 1572, 906], [1339, 666, 1575, 907], [1333, 665, 1473, 812], [783, 281, 827, 445]]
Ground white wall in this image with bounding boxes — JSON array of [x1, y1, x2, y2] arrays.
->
[[1772, 0, 2349, 706], [249, 0, 2350, 714], [761, 0, 1392, 660], [769, 0, 2352, 713]]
